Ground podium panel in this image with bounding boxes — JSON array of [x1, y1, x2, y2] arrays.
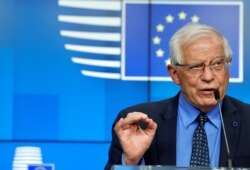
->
[[112, 165, 250, 170]]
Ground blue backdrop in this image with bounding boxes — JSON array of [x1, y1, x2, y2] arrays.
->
[[0, 0, 249, 170]]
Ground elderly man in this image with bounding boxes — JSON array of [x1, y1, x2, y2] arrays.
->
[[105, 23, 250, 169]]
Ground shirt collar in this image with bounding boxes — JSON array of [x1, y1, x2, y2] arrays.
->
[[178, 92, 221, 129]]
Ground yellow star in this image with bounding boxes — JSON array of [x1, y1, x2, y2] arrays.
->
[[191, 15, 200, 23], [153, 36, 161, 45], [178, 11, 187, 20], [156, 24, 164, 32], [156, 49, 164, 57], [165, 15, 174, 23], [164, 58, 171, 66]]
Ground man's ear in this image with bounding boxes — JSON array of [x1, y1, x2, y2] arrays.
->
[[167, 64, 180, 85]]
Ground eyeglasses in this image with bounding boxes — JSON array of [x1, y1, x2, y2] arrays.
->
[[174, 57, 231, 77]]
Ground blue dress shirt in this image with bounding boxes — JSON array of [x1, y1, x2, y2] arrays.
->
[[176, 92, 221, 167]]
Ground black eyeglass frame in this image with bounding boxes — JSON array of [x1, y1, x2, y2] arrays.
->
[[173, 57, 232, 76]]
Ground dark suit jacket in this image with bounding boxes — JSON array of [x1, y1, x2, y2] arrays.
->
[[105, 94, 250, 170]]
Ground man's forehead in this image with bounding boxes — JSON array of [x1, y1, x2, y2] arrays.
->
[[182, 51, 226, 63]]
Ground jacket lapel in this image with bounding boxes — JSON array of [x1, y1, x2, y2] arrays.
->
[[219, 96, 241, 167], [157, 94, 179, 165]]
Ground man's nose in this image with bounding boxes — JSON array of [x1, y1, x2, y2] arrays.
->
[[201, 65, 214, 81]]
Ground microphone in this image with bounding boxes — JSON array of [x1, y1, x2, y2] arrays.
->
[[214, 89, 232, 168]]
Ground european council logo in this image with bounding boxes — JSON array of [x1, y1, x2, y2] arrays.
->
[[58, 1, 243, 82]]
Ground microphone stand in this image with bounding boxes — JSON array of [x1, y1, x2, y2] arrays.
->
[[214, 90, 233, 169], [218, 102, 233, 169]]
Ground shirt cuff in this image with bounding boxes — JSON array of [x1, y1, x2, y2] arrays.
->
[[121, 154, 145, 165]]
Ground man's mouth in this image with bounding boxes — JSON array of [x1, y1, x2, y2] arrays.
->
[[200, 88, 217, 95]]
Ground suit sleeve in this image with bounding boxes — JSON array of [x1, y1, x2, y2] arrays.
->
[[104, 112, 124, 170]]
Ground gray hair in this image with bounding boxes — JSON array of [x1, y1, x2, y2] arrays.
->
[[169, 23, 232, 64]]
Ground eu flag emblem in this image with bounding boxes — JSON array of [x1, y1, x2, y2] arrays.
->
[[122, 1, 243, 82]]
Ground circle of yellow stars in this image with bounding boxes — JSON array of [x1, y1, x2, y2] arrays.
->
[[152, 11, 200, 65]]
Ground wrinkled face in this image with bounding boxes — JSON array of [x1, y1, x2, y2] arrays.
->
[[168, 36, 230, 112]]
